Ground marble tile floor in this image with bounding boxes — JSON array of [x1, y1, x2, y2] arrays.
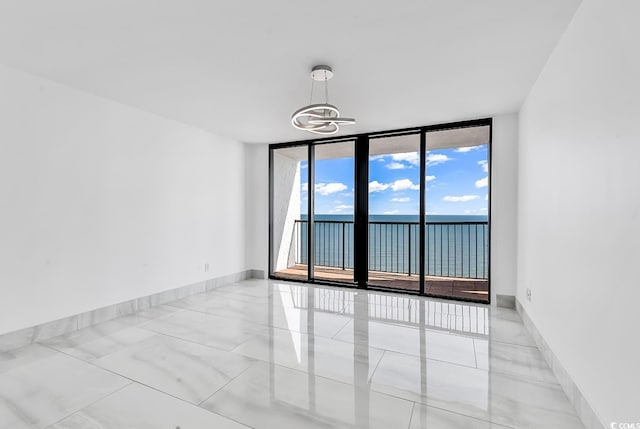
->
[[0, 279, 584, 428]]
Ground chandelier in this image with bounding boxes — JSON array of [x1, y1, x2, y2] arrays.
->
[[291, 65, 355, 135]]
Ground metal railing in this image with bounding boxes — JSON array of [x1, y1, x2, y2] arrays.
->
[[293, 219, 488, 279]]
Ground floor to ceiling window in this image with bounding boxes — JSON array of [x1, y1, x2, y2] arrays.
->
[[269, 119, 491, 304], [311, 141, 356, 284], [367, 133, 421, 292], [423, 126, 490, 301]]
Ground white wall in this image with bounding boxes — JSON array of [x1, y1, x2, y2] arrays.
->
[[0, 64, 247, 335], [244, 144, 269, 276], [490, 114, 519, 303], [517, 0, 640, 424], [272, 152, 301, 271]]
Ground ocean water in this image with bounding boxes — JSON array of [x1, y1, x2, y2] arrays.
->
[[295, 214, 489, 279]]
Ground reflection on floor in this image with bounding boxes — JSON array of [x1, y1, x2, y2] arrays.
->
[[0, 279, 583, 428], [276, 264, 489, 300]]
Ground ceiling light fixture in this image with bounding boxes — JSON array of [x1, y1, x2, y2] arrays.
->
[[291, 65, 355, 135]]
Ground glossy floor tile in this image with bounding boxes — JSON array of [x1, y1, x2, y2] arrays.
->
[[409, 403, 512, 429], [334, 319, 480, 368], [0, 352, 128, 428], [93, 334, 255, 404], [202, 361, 414, 429], [231, 327, 385, 385], [0, 279, 583, 428], [0, 343, 57, 374], [50, 383, 248, 429], [490, 315, 537, 347], [484, 340, 558, 383], [41, 320, 156, 361], [113, 303, 183, 326], [170, 290, 352, 338], [369, 350, 583, 428], [140, 308, 267, 351]]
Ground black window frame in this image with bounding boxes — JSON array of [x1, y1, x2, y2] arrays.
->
[[268, 118, 492, 304]]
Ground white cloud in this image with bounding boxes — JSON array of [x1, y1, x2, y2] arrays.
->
[[478, 160, 488, 173], [370, 178, 423, 193], [386, 162, 406, 170], [339, 188, 354, 198], [369, 181, 390, 193], [369, 178, 424, 193], [485, 194, 488, 201], [333, 204, 353, 212], [464, 207, 488, 214], [426, 153, 451, 166], [391, 197, 410, 202], [455, 145, 482, 153], [443, 195, 480, 202], [475, 176, 488, 188], [390, 179, 420, 191], [301, 183, 308, 192], [426, 175, 436, 182], [369, 155, 387, 162], [391, 152, 419, 166], [383, 210, 400, 215], [315, 182, 347, 196]]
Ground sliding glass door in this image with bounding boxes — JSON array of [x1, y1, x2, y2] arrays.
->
[[311, 141, 355, 284], [367, 133, 421, 291], [423, 125, 490, 301], [269, 119, 491, 304]]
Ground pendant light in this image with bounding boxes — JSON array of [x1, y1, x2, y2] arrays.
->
[[291, 65, 355, 135]]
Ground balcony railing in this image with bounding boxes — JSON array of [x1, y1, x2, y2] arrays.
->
[[293, 219, 489, 279]]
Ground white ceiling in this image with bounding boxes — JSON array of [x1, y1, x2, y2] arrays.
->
[[0, 0, 581, 144]]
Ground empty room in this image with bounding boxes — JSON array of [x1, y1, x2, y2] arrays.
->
[[0, 1, 638, 428]]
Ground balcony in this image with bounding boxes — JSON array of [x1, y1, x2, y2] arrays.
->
[[273, 219, 489, 300]]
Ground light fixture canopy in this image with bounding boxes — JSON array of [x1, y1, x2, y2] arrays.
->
[[291, 65, 355, 135]]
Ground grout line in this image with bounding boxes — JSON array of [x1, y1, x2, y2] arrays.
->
[[42, 381, 134, 428], [410, 400, 517, 429], [490, 338, 540, 349], [150, 302, 353, 342], [355, 343, 564, 388], [369, 349, 386, 383], [196, 361, 256, 406], [406, 401, 416, 429], [246, 358, 422, 407], [330, 318, 353, 340], [140, 329, 259, 355], [38, 343, 254, 428], [373, 346, 490, 372], [473, 338, 479, 368]]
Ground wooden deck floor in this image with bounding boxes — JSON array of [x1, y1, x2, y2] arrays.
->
[[275, 264, 488, 301]]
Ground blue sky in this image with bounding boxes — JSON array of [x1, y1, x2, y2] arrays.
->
[[300, 144, 488, 216]]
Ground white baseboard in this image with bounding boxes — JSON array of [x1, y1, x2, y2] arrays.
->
[[0, 269, 261, 352], [516, 299, 605, 429]]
